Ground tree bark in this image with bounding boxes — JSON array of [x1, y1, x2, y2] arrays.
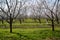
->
[[10, 14, 13, 33], [2, 20, 3, 24], [38, 19, 41, 23], [19, 19, 22, 24], [51, 19, 54, 31]]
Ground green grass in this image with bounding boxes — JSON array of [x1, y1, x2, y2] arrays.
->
[[0, 18, 60, 29], [0, 19, 60, 40], [24, 19, 47, 23], [0, 19, 60, 28], [0, 28, 60, 40], [0, 23, 51, 28]]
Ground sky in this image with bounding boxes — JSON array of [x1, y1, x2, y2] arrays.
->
[[0, 0, 56, 16], [0, 0, 55, 6], [0, 0, 56, 11]]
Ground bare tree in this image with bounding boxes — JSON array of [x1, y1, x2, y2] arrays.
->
[[42, 0, 59, 31], [0, 0, 26, 33], [29, 4, 41, 23], [17, 2, 28, 24]]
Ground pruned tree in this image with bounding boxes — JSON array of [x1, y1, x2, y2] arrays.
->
[[17, 2, 28, 24], [0, 0, 26, 33], [42, 0, 60, 31], [29, 4, 41, 23]]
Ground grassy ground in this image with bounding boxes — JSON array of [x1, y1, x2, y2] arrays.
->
[[0, 28, 60, 40], [0, 19, 60, 40], [0, 19, 59, 28]]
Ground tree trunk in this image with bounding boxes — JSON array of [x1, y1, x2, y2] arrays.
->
[[51, 11, 55, 31], [19, 19, 22, 24], [51, 19, 54, 31], [10, 20, 12, 33], [10, 14, 13, 33], [38, 19, 41, 23], [2, 20, 3, 24]]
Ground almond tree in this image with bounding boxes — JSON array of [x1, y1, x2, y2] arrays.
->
[[42, 0, 60, 31], [0, 0, 26, 33], [30, 4, 42, 23]]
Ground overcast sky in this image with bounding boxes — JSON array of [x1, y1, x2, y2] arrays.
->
[[0, 0, 56, 16]]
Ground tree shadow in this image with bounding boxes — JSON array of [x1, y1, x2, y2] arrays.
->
[[12, 32, 32, 40]]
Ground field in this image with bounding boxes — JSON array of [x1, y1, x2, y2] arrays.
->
[[0, 19, 60, 40], [0, 19, 60, 28], [0, 28, 60, 40]]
